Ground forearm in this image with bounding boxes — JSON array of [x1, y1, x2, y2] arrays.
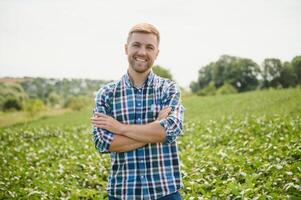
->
[[120, 121, 166, 143], [92, 112, 168, 145], [109, 134, 147, 153]]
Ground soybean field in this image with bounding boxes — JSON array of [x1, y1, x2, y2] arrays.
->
[[1, 88, 300, 199]]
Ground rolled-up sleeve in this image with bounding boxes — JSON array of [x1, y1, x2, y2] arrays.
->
[[92, 86, 114, 153], [159, 82, 185, 144]]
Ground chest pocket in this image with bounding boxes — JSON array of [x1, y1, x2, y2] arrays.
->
[[144, 90, 162, 123]]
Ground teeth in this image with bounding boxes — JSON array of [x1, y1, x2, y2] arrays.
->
[[136, 57, 146, 62]]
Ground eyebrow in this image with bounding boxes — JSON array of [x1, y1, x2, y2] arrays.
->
[[131, 41, 156, 47]]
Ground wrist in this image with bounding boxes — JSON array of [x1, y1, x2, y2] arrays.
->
[[119, 124, 127, 135]]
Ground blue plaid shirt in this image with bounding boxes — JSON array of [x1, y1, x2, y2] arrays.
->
[[92, 71, 185, 200]]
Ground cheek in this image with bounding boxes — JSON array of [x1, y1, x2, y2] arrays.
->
[[148, 54, 156, 61], [152, 51, 159, 60]]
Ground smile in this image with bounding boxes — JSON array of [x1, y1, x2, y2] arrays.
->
[[135, 57, 147, 62]]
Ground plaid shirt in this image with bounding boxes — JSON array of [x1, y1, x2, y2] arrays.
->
[[92, 71, 185, 200]]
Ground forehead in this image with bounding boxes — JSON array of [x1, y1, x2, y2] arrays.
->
[[128, 32, 158, 46]]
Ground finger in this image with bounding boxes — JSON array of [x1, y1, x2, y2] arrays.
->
[[92, 122, 107, 127], [160, 107, 172, 113], [92, 119, 107, 124], [91, 116, 105, 120], [165, 107, 172, 112], [158, 110, 170, 119], [92, 117, 106, 121], [160, 114, 169, 119], [159, 109, 170, 116], [94, 113, 108, 117], [92, 116, 107, 120], [158, 111, 167, 118], [92, 120, 107, 124], [158, 111, 168, 117], [160, 107, 169, 112], [93, 116, 108, 121]]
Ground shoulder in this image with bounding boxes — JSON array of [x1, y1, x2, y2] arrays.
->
[[95, 79, 121, 100], [152, 75, 180, 94]]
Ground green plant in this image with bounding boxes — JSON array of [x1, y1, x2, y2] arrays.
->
[[23, 99, 45, 117], [64, 96, 91, 111], [1, 88, 300, 199], [216, 83, 238, 95]]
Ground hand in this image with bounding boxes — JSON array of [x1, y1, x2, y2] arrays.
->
[[156, 107, 172, 121], [91, 113, 124, 134]]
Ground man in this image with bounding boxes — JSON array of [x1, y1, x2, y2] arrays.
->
[[91, 23, 184, 200]]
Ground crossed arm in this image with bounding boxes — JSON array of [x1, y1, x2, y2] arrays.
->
[[91, 107, 171, 153]]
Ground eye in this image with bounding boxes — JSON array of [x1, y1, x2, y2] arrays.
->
[[132, 43, 140, 47], [147, 46, 154, 50]]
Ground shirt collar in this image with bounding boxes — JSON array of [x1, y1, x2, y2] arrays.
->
[[124, 70, 155, 89]]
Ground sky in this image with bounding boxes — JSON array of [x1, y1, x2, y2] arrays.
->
[[0, 0, 300, 88]]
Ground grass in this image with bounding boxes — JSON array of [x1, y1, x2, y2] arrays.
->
[[183, 87, 301, 122], [0, 108, 72, 128], [10, 108, 92, 129], [0, 88, 300, 199]]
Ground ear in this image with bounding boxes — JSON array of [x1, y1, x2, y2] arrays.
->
[[124, 44, 128, 55]]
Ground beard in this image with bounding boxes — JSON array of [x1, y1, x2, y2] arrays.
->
[[128, 56, 153, 74]]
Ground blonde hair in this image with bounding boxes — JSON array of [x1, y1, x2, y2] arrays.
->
[[127, 23, 160, 44]]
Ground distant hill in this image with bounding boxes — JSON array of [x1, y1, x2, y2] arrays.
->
[[0, 77, 34, 84], [0, 76, 110, 111]]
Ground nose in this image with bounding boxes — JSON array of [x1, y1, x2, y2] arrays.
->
[[137, 46, 147, 56]]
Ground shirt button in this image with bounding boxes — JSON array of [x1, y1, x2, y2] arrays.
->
[[141, 176, 144, 179], [138, 89, 142, 93], [137, 118, 141, 121], [137, 102, 141, 106], [140, 160, 143, 163]]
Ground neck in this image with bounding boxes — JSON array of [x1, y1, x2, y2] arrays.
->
[[127, 67, 151, 88]]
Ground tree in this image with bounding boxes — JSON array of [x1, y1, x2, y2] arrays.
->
[[64, 96, 91, 111], [48, 91, 61, 107], [211, 61, 225, 88], [197, 81, 216, 96], [152, 65, 173, 80], [189, 81, 200, 93], [262, 58, 282, 88], [216, 83, 238, 95], [291, 55, 301, 85], [279, 62, 297, 88], [191, 55, 261, 94], [0, 83, 28, 111], [222, 56, 261, 92], [23, 99, 45, 117], [189, 63, 213, 92]]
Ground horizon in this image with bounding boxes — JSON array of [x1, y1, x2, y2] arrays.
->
[[0, 51, 300, 90]]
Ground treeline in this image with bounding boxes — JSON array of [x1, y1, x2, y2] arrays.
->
[[0, 66, 172, 114], [0, 77, 107, 113], [190, 55, 301, 95]]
